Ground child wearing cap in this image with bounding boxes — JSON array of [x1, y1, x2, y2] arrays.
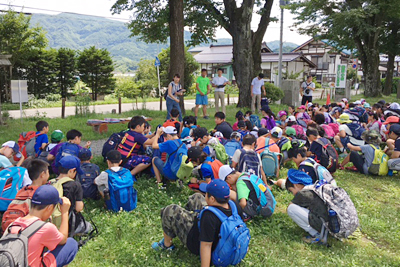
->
[[117, 116, 157, 177], [37, 130, 64, 165], [285, 169, 328, 244], [152, 180, 243, 266], [181, 116, 197, 139], [34, 120, 50, 156], [5, 185, 78, 266], [78, 148, 100, 199], [276, 110, 287, 127], [256, 128, 280, 155], [151, 126, 183, 188], [334, 114, 365, 157], [0, 141, 25, 168], [192, 127, 225, 160], [214, 112, 233, 139], [386, 124, 400, 173], [260, 105, 276, 130]]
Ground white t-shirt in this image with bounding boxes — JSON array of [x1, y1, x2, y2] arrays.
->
[[212, 76, 229, 92], [251, 77, 264, 95], [338, 124, 365, 146], [301, 81, 315, 96]]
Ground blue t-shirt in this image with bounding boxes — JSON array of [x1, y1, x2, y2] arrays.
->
[[0, 155, 12, 168], [200, 157, 215, 180], [159, 139, 182, 180], [181, 125, 197, 139], [34, 132, 49, 155]]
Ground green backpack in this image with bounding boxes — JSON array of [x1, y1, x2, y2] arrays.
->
[[49, 177, 74, 228], [209, 140, 229, 164], [368, 145, 389, 176]]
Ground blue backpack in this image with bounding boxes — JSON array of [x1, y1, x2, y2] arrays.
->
[[78, 163, 100, 199], [102, 130, 128, 161], [257, 137, 280, 178], [345, 107, 368, 123], [237, 149, 261, 177], [238, 174, 276, 217], [198, 200, 250, 267], [249, 114, 261, 128], [224, 139, 242, 158], [0, 167, 26, 211], [346, 123, 365, 140], [300, 158, 335, 184], [105, 168, 137, 212], [55, 142, 80, 167]]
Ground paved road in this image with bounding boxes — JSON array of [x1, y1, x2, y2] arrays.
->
[[8, 97, 239, 119]]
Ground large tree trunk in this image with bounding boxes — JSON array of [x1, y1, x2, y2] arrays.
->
[[361, 51, 381, 97], [383, 53, 395, 95], [169, 0, 185, 115]]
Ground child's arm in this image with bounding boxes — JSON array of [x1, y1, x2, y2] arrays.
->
[[200, 241, 213, 267], [347, 143, 361, 152], [59, 197, 71, 245], [152, 127, 164, 149], [239, 198, 247, 209], [15, 155, 25, 167], [84, 141, 91, 149], [75, 201, 84, 213]]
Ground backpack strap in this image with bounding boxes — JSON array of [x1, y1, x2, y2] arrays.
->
[[6, 220, 46, 238], [255, 137, 276, 152], [169, 140, 184, 158], [238, 174, 263, 206]]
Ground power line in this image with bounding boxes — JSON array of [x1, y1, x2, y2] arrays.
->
[[0, 3, 131, 22]]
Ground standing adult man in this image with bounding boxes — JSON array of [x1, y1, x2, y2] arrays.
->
[[195, 69, 211, 119], [251, 73, 266, 113], [212, 68, 230, 114], [166, 74, 185, 121], [300, 75, 315, 105]]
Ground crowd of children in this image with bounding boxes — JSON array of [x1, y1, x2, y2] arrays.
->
[[0, 97, 398, 266]]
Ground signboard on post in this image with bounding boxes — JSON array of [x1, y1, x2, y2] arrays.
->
[[11, 80, 28, 121], [335, 64, 347, 88]]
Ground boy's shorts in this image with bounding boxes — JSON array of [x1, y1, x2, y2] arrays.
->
[[161, 193, 206, 246], [123, 155, 152, 170], [196, 94, 208, 105], [340, 136, 350, 150]]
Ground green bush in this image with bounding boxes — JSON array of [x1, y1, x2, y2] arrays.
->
[[381, 77, 400, 93], [265, 83, 284, 102], [45, 93, 62, 102]]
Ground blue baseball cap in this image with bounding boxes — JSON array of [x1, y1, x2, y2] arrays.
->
[[59, 156, 84, 175], [199, 179, 230, 199], [78, 148, 92, 161], [31, 185, 63, 206], [287, 169, 313, 186], [2, 141, 22, 158]]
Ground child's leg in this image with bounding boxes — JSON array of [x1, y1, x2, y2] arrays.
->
[[194, 105, 199, 117], [287, 204, 319, 237], [334, 135, 344, 151], [152, 157, 164, 183], [46, 238, 79, 266], [131, 163, 150, 176], [184, 193, 206, 211]]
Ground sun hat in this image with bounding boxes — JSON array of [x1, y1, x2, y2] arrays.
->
[[271, 127, 283, 139], [298, 105, 306, 110], [337, 114, 352, 124], [363, 103, 371, 108], [389, 102, 400, 110], [163, 126, 178, 135], [278, 110, 287, 118], [383, 116, 400, 125]]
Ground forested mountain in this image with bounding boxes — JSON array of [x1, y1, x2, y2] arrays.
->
[[29, 13, 297, 71]]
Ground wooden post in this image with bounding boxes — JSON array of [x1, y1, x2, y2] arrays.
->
[[61, 98, 66, 119], [160, 96, 163, 111], [227, 93, 230, 105], [118, 97, 122, 114]]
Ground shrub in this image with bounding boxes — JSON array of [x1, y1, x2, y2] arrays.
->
[[265, 83, 284, 102], [45, 93, 62, 102], [381, 77, 400, 94]]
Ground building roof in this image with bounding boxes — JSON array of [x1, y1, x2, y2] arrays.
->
[[292, 38, 352, 56], [0, 55, 12, 66], [194, 45, 315, 67], [380, 55, 400, 62], [188, 46, 208, 53]]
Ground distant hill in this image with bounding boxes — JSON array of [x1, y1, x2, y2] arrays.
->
[[267, 40, 299, 53], [29, 13, 298, 71]]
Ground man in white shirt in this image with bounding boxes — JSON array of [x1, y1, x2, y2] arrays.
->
[[212, 68, 230, 114], [300, 75, 315, 105], [251, 73, 266, 113]]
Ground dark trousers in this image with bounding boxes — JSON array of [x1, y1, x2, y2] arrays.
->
[[301, 95, 313, 105], [350, 151, 366, 174]]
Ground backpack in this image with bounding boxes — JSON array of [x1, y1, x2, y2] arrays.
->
[[300, 158, 335, 184], [237, 149, 261, 177], [314, 138, 338, 173], [208, 140, 229, 164], [105, 168, 137, 212], [0, 167, 27, 212], [102, 130, 128, 160], [49, 177, 74, 228], [205, 160, 224, 179], [224, 139, 242, 157], [54, 142, 80, 168], [16, 131, 43, 159], [291, 125, 306, 140], [238, 174, 276, 217], [368, 145, 389, 176], [169, 141, 194, 181], [258, 138, 280, 178], [306, 183, 359, 243], [321, 124, 335, 139], [2, 186, 38, 232], [328, 123, 339, 135], [249, 114, 261, 128], [37, 145, 50, 163], [198, 200, 250, 267], [78, 163, 100, 199], [345, 107, 368, 123], [0, 220, 46, 267], [276, 137, 290, 151], [346, 123, 365, 140], [263, 116, 276, 130]]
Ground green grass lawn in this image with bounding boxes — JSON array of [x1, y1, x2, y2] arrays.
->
[[1, 98, 400, 266]]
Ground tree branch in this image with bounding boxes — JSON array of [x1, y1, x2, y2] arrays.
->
[[253, 0, 274, 44]]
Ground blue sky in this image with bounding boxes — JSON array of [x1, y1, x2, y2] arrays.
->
[[0, 0, 311, 44]]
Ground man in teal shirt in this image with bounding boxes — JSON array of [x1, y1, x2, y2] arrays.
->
[[195, 69, 211, 119]]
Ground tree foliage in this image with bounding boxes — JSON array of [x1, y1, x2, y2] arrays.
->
[[135, 59, 158, 98], [57, 48, 77, 98], [77, 46, 116, 101]]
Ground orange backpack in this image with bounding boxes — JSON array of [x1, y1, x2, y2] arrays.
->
[[206, 159, 224, 179], [1, 185, 39, 232]]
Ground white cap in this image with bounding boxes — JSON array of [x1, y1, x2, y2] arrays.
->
[[218, 165, 235, 181], [285, 116, 296, 123], [271, 127, 283, 138], [307, 102, 313, 108], [341, 98, 348, 103], [163, 126, 177, 134], [2, 141, 22, 158], [389, 102, 400, 110], [354, 100, 362, 105], [214, 131, 224, 138]]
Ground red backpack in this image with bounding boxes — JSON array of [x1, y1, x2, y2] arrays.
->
[[1, 185, 39, 232], [206, 159, 224, 179], [321, 124, 335, 139], [14, 131, 43, 161], [328, 123, 339, 135]]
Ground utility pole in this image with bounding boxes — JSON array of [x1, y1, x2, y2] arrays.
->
[[278, 0, 288, 89]]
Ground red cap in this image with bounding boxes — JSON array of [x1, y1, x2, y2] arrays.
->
[[383, 116, 400, 125]]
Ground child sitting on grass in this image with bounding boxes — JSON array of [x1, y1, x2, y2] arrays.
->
[[214, 112, 233, 140], [78, 148, 100, 199], [0, 141, 25, 168], [163, 108, 181, 135], [34, 120, 50, 157], [181, 115, 197, 139]]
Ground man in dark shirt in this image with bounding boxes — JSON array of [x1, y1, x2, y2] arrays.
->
[[214, 112, 233, 139], [152, 179, 242, 266], [285, 169, 328, 244]]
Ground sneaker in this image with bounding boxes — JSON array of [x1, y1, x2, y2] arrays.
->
[[151, 238, 175, 251], [302, 235, 322, 244], [339, 152, 348, 158], [242, 212, 252, 222], [388, 170, 393, 176], [345, 166, 358, 172], [203, 116, 209, 119], [157, 182, 167, 190]]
